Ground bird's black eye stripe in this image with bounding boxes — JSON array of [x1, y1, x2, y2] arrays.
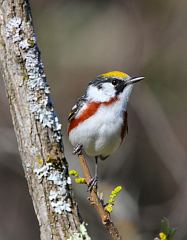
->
[[89, 77, 124, 88]]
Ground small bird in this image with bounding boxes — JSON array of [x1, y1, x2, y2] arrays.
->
[[68, 71, 143, 188]]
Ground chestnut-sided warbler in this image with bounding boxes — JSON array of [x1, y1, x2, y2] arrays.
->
[[68, 71, 143, 187]]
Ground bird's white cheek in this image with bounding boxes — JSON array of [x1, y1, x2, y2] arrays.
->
[[87, 85, 115, 102]]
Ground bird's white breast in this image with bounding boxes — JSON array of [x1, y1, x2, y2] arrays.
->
[[69, 84, 133, 158], [69, 101, 124, 157]]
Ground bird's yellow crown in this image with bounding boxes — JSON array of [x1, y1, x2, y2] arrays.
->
[[99, 71, 129, 79]]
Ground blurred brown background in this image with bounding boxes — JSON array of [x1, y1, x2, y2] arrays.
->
[[0, 0, 187, 239]]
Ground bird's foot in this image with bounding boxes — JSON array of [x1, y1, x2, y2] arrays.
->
[[87, 175, 98, 192], [73, 144, 83, 155]]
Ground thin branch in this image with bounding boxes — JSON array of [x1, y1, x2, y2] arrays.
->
[[78, 154, 122, 240]]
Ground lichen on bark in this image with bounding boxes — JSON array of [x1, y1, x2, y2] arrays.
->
[[0, 1, 89, 239]]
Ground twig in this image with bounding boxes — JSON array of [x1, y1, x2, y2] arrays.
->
[[78, 154, 122, 240]]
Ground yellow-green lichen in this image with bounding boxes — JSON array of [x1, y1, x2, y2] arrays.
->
[[105, 186, 122, 213], [159, 232, 167, 240], [75, 178, 86, 184], [69, 169, 79, 177], [36, 155, 43, 166], [69, 169, 86, 184]]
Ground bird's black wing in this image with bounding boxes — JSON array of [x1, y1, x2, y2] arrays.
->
[[68, 95, 87, 122]]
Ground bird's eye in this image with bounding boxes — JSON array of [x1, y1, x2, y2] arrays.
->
[[112, 79, 118, 85]]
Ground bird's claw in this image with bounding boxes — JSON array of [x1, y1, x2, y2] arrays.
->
[[73, 144, 83, 155], [87, 176, 98, 192]]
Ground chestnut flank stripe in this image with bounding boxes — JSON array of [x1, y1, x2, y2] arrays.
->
[[120, 111, 128, 144], [68, 97, 118, 134]]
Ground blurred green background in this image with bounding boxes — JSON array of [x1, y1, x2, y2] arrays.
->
[[0, 0, 187, 239]]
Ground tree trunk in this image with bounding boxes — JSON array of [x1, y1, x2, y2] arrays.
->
[[0, 0, 90, 239]]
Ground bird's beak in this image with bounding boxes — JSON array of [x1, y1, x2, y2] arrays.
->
[[125, 76, 144, 85]]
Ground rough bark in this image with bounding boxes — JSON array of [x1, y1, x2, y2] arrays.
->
[[0, 0, 90, 239]]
